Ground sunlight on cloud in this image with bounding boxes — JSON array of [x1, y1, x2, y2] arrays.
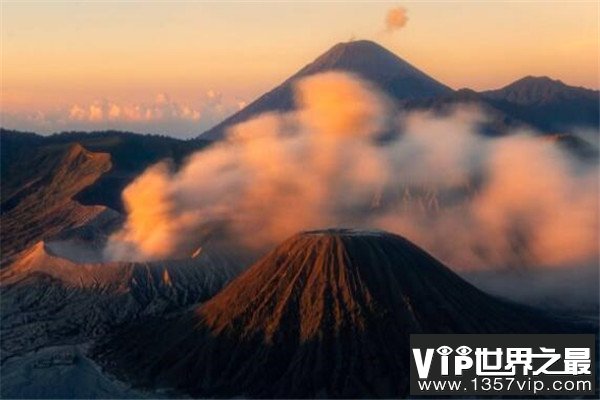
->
[[1, 91, 245, 138], [105, 72, 598, 270]]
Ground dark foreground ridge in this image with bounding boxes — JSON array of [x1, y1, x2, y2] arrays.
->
[[94, 229, 593, 398]]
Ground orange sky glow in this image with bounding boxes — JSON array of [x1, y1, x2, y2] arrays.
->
[[1, 1, 598, 137]]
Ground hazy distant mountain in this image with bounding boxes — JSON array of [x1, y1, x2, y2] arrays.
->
[[201, 40, 452, 140], [95, 229, 584, 398], [483, 76, 597, 105], [200, 40, 599, 140], [481, 76, 599, 131]]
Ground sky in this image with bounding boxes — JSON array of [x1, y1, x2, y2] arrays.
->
[[1, 1, 598, 138]]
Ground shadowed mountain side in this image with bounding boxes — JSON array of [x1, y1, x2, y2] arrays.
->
[[482, 76, 599, 132], [415, 77, 600, 135], [93, 230, 593, 398], [373, 83, 599, 138], [0, 129, 210, 213], [0, 143, 113, 260]]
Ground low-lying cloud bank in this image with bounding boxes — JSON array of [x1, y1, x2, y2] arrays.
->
[[105, 72, 598, 271], [1, 91, 247, 139]]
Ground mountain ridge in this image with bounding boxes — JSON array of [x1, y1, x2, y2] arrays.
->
[[0, 142, 112, 260]]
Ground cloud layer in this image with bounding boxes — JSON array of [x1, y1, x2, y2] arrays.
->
[[1, 91, 246, 138], [105, 72, 598, 271]]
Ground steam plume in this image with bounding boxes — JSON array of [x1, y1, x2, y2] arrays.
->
[[105, 72, 598, 270], [385, 7, 409, 33]]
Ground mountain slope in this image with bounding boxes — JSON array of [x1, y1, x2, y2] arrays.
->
[[95, 229, 583, 398], [201, 40, 452, 140], [0, 143, 113, 260], [0, 129, 214, 260], [1, 129, 210, 212]]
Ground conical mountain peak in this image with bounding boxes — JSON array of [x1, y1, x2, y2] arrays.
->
[[96, 230, 574, 398], [295, 40, 441, 85], [201, 40, 452, 139], [198, 229, 532, 342], [298, 40, 408, 74]]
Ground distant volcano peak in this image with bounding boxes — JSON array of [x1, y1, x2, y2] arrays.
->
[[201, 39, 452, 139], [302, 39, 405, 71], [330, 39, 385, 49], [290, 39, 453, 98]]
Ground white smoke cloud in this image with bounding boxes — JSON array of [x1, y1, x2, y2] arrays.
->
[[104, 72, 599, 271]]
